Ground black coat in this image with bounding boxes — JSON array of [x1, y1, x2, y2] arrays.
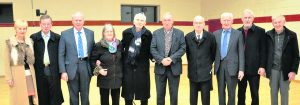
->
[[185, 30, 216, 82], [90, 40, 123, 89], [238, 24, 267, 75], [121, 27, 152, 100], [265, 26, 299, 80], [30, 31, 64, 105]]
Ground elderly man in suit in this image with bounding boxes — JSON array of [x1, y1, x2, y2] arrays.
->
[[150, 12, 186, 105], [213, 12, 245, 105], [265, 15, 299, 105], [59, 12, 95, 105], [185, 15, 216, 105], [237, 9, 266, 105], [30, 15, 64, 105]]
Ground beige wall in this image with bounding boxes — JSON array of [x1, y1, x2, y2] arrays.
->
[[0, 0, 201, 76]]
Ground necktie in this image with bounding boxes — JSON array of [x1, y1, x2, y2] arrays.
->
[[221, 31, 229, 60], [43, 35, 50, 66], [77, 32, 84, 58], [197, 35, 201, 41]]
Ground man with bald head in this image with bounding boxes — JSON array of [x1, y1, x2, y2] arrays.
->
[[59, 12, 95, 105], [185, 16, 216, 105], [213, 12, 244, 105], [237, 9, 266, 105], [265, 15, 299, 105], [151, 12, 186, 105]]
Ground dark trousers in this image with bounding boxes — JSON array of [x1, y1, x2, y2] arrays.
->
[[100, 88, 120, 105], [189, 80, 211, 105], [238, 74, 260, 105], [155, 68, 180, 105], [67, 61, 91, 105], [217, 60, 238, 105], [37, 66, 63, 105], [125, 99, 148, 105]]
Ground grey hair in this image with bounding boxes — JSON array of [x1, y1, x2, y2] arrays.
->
[[242, 9, 254, 17]]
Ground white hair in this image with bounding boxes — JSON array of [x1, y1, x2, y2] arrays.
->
[[272, 15, 286, 22], [242, 9, 254, 17], [134, 12, 147, 22], [221, 12, 234, 20], [72, 11, 84, 19], [194, 15, 205, 22], [162, 12, 173, 20]]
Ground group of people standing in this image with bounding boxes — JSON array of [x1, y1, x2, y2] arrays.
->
[[4, 9, 299, 105]]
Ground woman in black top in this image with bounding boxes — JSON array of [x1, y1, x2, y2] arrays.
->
[[90, 24, 123, 105]]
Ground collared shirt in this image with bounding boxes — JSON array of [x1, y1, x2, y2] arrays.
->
[[195, 30, 203, 40], [164, 28, 173, 57], [272, 29, 285, 71], [73, 28, 88, 58], [221, 28, 232, 50], [42, 32, 50, 65]]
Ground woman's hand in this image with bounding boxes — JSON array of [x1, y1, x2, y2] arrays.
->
[[96, 60, 101, 66], [99, 69, 108, 76], [7, 80, 14, 87]]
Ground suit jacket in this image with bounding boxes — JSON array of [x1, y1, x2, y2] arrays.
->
[[58, 27, 95, 80], [185, 30, 216, 82], [150, 27, 186, 76], [265, 26, 299, 80], [238, 24, 266, 76], [30, 31, 64, 104], [213, 28, 245, 76]]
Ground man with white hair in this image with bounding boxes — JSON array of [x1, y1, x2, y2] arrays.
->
[[121, 13, 153, 105], [185, 15, 216, 105], [151, 12, 186, 105], [59, 12, 95, 105], [237, 9, 266, 105], [213, 12, 244, 105], [265, 15, 299, 105]]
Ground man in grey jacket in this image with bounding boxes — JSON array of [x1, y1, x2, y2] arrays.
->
[[213, 12, 245, 105], [58, 12, 95, 105], [150, 12, 186, 105]]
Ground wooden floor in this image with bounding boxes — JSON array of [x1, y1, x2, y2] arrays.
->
[[1, 65, 300, 105]]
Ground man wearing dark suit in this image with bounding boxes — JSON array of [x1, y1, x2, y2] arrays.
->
[[265, 15, 299, 105], [237, 9, 266, 105], [185, 16, 216, 105], [59, 12, 95, 105], [150, 12, 186, 105], [213, 12, 245, 105], [31, 15, 64, 105]]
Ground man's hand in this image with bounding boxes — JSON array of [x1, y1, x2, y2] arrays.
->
[[161, 57, 172, 66], [288, 72, 296, 81], [7, 79, 14, 87], [258, 68, 266, 77], [61, 72, 68, 82], [238, 71, 244, 81]]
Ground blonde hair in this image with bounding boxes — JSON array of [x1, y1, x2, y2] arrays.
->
[[14, 19, 28, 28], [101, 24, 116, 39]]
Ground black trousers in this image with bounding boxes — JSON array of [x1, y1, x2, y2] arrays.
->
[[100, 88, 120, 105], [238, 74, 260, 105], [125, 99, 148, 105], [189, 80, 211, 105], [155, 68, 180, 105]]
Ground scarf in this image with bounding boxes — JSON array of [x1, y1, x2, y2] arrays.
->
[[99, 38, 119, 53], [127, 26, 146, 65]]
